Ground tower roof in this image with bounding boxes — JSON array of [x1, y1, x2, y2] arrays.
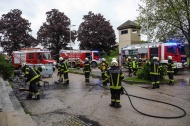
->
[[117, 20, 140, 30]]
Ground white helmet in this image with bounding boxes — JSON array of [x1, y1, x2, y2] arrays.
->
[[41, 66, 46, 70], [53, 62, 57, 65], [85, 57, 89, 61], [128, 56, 131, 59], [21, 62, 27, 68], [112, 58, 116, 61], [134, 57, 137, 60], [168, 56, 172, 60], [59, 57, 63, 61], [111, 60, 118, 66], [102, 58, 106, 61], [153, 57, 156, 60], [156, 57, 159, 61]]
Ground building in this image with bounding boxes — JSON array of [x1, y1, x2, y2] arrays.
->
[[117, 20, 141, 53]]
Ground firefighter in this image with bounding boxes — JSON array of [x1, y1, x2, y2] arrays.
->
[[58, 57, 64, 82], [167, 56, 174, 85], [126, 56, 133, 77], [137, 58, 143, 69], [65, 58, 70, 68], [132, 57, 138, 76], [33, 65, 45, 87], [76, 58, 81, 69], [149, 57, 161, 89], [83, 57, 92, 82], [99, 58, 109, 86], [60, 57, 70, 85], [22, 63, 40, 100], [106, 60, 124, 108]]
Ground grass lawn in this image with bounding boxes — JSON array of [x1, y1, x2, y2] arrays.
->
[[125, 77, 172, 84]]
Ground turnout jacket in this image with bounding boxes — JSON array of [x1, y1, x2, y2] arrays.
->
[[60, 61, 69, 73], [167, 59, 174, 73], [127, 59, 132, 69], [83, 61, 91, 72], [23, 65, 39, 82], [106, 66, 124, 90], [149, 60, 161, 75], [99, 61, 108, 72]]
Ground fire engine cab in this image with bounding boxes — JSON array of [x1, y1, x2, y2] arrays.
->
[[121, 42, 187, 74], [59, 50, 101, 68], [12, 48, 56, 69]]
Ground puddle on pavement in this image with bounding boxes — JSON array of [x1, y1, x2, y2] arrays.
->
[[180, 78, 190, 87]]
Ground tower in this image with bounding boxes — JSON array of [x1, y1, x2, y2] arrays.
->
[[117, 20, 141, 53]]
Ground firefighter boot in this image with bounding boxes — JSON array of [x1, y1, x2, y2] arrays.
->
[[152, 84, 156, 89], [109, 102, 115, 107], [155, 84, 160, 88], [34, 95, 40, 100], [115, 102, 122, 108], [26, 94, 32, 100]]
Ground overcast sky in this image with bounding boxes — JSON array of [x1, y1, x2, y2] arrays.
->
[[0, 0, 145, 49]]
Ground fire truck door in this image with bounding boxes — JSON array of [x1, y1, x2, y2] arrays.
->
[[36, 53, 42, 63], [150, 48, 158, 59], [86, 52, 91, 60], [165, 46, 177, 61]]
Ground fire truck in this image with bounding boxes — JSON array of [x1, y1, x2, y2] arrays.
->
[[121, 42, 187, 74], [59, 50, 101, 68], [12, 48, 56, 70]]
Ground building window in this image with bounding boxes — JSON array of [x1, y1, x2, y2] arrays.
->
[[121, 30, 128, 34], [132, 30, 138, 34], [29, 53, 34, 59]]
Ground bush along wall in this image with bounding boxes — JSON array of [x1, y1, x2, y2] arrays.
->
[[137, 63, 167, 81], [0, 54, 14, 80]]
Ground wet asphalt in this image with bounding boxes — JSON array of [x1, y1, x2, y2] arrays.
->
[[19, 68, 190, 126]]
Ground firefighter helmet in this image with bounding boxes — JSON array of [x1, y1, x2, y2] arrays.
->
[[111, 60, 118, 66], [41, 66, 46, 70], [153, 57, 156, 60], [102, 58, 106, 61], [128, 56, 131, 59], [21, 62, 27, 68], [53, 62, 57, 65], [59, 57, 63, 61], [168, 56, 172, 60], [156, 57, 159, 61], [85, 57, 89, 61], [134, 57, 137, 60], [112, 58, 116, 61]]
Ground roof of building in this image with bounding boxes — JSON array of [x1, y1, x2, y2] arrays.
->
[[117, 20, 140, 30]]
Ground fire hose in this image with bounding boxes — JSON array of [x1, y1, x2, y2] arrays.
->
[[94, 82, 186, 119], [121, 86, 187, 119]]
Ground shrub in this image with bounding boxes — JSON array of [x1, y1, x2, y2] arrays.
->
[[137, 63, 167, 81], [0, 54, 14, 80]]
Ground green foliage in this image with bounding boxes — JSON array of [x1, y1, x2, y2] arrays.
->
[[136, 63, 167, 81], [78, 11, 116, 54], [0, 54, 14, 80], [0, 9, 37, 56], [102, 47, 119, 66]]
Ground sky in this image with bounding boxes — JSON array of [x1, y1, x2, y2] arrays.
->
[[0, 0, 145, 50]]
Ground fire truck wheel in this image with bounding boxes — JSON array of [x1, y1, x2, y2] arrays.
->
[[91, 61, 97, 68]]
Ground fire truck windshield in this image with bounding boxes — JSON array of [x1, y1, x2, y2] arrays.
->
[[43, 53, 52, 60], [177, 45, 186, 55]]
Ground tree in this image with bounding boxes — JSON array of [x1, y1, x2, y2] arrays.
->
[[78, 11, 116, 55], [37, 9, 77, 61], [136, 0, 190, 48], [0, 9, 37, 55]]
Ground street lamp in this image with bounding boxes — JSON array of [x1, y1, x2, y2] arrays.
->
[[146, 0, 149, 59], [69, 24, 76, 69]]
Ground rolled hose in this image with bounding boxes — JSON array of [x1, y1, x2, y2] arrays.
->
[[122, 87, 186, 119]]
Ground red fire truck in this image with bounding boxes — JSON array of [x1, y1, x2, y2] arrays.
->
[[121, 42, 187, 74], [12, 48, 56, 69], [59, 50, 101, 68]]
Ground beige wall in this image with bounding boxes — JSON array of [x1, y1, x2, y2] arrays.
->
[[118, 28, 141, 53]]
